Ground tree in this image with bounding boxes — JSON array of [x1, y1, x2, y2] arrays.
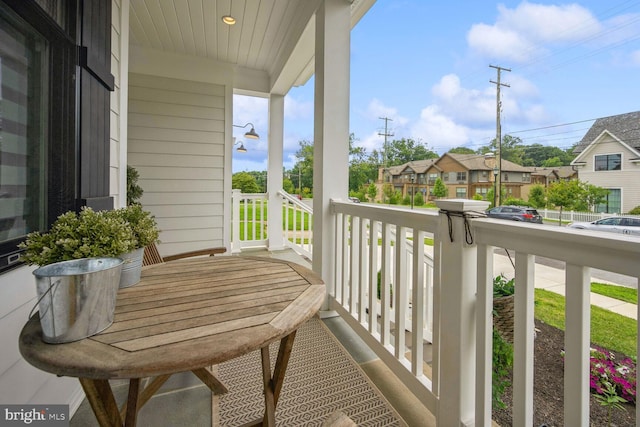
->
[[528, 185, 546, 208], [449, 146, 476, 154], [479, 135, 525, 165], [377, 137, 438, 166], [349, 133, 378, 192], [547, 180, 582, 222], [367, 183, 378, 202], [414, 191, 425, 206], [581, 183, 609, 212], [382, 183, 395, 204], [542, 157, 563, 167], [283, 177, 295, 194], [232, 172, 260, 193], [432, 178, 447, 199]]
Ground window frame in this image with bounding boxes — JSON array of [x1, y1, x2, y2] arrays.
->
[[594, 153, 622, 171], [0, 1, 77, 273]]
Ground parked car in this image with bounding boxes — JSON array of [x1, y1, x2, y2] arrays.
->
[[567, 216, 640, 236], [348, 197, 360, 203], [486, 206, 543, 224]]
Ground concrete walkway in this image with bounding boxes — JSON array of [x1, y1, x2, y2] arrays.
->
[[493, 253, 638, 320]]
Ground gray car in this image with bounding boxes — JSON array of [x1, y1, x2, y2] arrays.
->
[[485, 206, 543, 223], [567, 216, 640, 236]]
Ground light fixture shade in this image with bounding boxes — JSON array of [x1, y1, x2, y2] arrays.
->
[[236, 142, 247, 153], [244, 126, 259, 139], [222, 15, 236, 25]]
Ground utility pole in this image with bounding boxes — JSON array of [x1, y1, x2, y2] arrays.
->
[[378, 117, 394, 168], [490, 64, 510, 207]]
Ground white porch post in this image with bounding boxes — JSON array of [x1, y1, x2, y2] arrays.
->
[[267, 94, 285, 251], [435, 199, 489, 426], [312, 0, 350, 292]]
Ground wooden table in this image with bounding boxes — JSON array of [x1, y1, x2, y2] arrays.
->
[[20, 256, 326, 427]]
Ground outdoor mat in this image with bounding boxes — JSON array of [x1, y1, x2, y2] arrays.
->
[[217, 317, 406, 426]]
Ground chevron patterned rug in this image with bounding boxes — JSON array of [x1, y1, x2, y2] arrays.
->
[[217, 317, 406, 426]]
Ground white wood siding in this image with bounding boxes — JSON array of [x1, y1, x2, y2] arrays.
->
[[576, 134, 640, 213], [128, 73, 226, 257]]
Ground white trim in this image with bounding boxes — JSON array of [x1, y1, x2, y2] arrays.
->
[[571, 129, 640, 165]]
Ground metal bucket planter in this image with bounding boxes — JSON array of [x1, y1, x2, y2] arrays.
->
[[33, 257, 123, 343], [118, 247, 144, 288]]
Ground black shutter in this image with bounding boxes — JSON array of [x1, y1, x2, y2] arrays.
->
[[77, 0, 113, 210]]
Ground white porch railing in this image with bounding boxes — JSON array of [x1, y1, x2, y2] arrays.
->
[[231, 192, 640, 425], [278, 190, 313, 259], [231, 190, 313, 257], [329, 198, 640, 426], [231, 190, 268, 252]]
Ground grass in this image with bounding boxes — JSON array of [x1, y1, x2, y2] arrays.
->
[[591, 282, 637, 304], [535, 288, 637, 359]]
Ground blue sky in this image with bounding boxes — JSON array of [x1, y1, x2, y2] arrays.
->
[[232, 0, 640, 172]]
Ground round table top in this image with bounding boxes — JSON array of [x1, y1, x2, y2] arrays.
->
[[19, 256, 325, 379]]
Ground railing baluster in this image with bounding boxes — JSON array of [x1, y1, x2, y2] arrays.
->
[[411, 230, 425, 376], [358, 217, 368, 323], [368, 220, 380, 335], [381, 222, 391, 347], [563, 264, 591, 426], [394, 226, 407, 360], [513, 252, 535, 426], [475, 243, 493, 426]]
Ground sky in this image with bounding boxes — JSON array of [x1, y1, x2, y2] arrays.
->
[[232, 0, 640, 172]]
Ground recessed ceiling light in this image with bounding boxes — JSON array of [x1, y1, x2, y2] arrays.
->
[[222, 15, 236, 25]]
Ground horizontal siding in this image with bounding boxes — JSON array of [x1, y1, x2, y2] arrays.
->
[[128, 73, 226, 258]]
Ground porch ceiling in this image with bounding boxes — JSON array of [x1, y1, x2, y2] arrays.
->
[[128, 0, 376, 94]]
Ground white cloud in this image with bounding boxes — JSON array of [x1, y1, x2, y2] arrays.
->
[[632, 50, 640, 66], [284, 94, 313, 120], [431, 74, 495, 124], [467, 1, 600, 63], [412, 106, 474, 151], [365, 98, 410, 128]]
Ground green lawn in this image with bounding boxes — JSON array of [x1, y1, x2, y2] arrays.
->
[[535, 288, 637, 359]]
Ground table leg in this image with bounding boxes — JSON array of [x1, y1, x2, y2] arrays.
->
[[79, 378, 123, 427], [260, 331, 297, 426], [124, 379, 141, 427]]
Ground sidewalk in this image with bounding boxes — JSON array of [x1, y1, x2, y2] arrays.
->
[[493, 253, 637, 320]]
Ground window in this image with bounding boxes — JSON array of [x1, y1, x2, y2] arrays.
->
[[456, 187, 467, 198], [523, 173, 531, 183], [595, 154, 621, 171], [595, 189, 621, 214], [428, 173, 437, 184], [1, 4, 49, 270], [456, 172, 466, 181]]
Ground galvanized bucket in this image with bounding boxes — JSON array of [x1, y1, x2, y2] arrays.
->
[[32, 257, 123, 343], [118, 247, 144, 288]]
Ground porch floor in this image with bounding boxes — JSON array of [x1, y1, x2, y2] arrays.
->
[[69, 248, 435, 426]]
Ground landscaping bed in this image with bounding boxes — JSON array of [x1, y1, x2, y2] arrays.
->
[[493, 319, 636, 427]]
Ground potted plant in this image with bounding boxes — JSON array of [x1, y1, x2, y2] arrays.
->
[[19, 207, 137, 266], [108, 204, 160, 287], [493, 274, 515, 343], [18, 207, 137, 342]]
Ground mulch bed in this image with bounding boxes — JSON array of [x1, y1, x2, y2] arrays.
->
[[492, 319, 636, 427]]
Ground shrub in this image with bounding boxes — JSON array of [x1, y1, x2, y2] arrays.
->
[[629, 206, 640, 215], [503, 197, 529, 206]]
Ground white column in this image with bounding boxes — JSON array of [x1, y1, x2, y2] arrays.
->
[[312, 0, 350, 289], [435, 199, 489, 426], [267, 94, 285, 251]]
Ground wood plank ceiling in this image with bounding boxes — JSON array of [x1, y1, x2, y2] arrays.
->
[[128, 0, 314, 77]]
